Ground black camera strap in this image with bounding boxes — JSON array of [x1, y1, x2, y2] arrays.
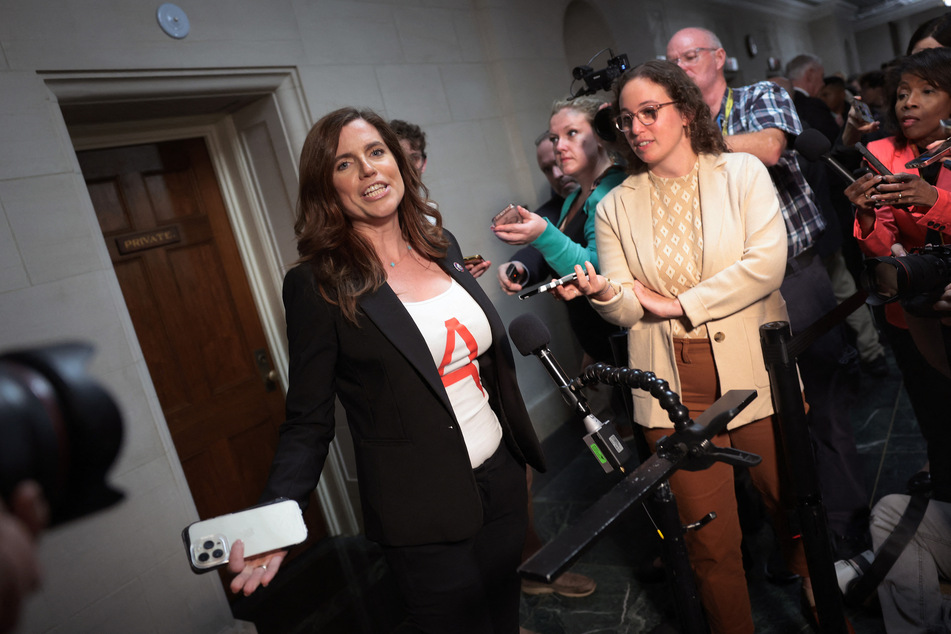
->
[[843, 494, 929, 606]]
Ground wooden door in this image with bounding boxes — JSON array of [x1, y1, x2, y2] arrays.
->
[[78, 138, 326, 584]]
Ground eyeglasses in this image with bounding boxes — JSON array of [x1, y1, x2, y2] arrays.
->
[[667, 47, 717, 67], [613, 102, 678, 131]]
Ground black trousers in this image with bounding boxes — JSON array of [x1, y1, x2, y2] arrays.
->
[[384, 443, 528, 634]]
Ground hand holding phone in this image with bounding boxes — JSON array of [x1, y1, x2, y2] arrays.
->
[[182, 498, 307, 573], [492, 204, 522, 227], [905, 138, 951, 169], [518, 272, 579, 300], [854, 142, 892, 176], [463, 254, 485, 266], [851, 98, 875, 125], [506, 262, 527, 285]]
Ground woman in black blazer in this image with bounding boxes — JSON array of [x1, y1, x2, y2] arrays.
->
[[228, 107, 545, 634]]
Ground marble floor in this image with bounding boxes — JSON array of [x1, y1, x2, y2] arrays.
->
[[231, 345, 928, 634]]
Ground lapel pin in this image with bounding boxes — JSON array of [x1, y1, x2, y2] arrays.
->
[[453, 262, 464, 272]]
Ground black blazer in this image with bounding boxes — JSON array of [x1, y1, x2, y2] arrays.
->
[[262, 231, 546, 547], [793, 91, 841, 145]]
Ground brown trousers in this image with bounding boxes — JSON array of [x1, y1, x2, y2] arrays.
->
[[643, 338, 807, 634]]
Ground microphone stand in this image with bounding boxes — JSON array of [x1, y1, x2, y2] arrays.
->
[[519, 361, 761, 634], [606, 333, 704, 633]]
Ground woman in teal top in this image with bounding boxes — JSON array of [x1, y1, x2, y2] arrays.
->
[[493, 96, 625, 276], [493, 96, 625, 364]]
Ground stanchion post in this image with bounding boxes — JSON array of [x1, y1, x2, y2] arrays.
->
[[760, 321, 849, 634]]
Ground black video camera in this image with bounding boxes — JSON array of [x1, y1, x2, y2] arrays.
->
[[0, 343, 123, 526], [571, 51, 630, 98], [861, 244, 951, 317]]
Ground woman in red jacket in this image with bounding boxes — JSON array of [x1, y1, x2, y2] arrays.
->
[[845, 47, 951, 503]]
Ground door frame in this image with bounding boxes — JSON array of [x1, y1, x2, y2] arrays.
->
[[43, 68, 359, 537]]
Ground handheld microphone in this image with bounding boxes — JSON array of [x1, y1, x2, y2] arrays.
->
[[794, 128, 855, 184], [509, 313, 632, 473]]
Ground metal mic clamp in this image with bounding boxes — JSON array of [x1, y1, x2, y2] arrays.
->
[[582, 414, 632, 473]]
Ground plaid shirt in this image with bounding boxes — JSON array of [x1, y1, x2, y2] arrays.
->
[[718, 81, 826, 258]]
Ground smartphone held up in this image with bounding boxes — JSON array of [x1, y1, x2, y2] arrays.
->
[[851, 97, 875, 125], [182, 498, 307, 573], [492, 204, 521, 227]]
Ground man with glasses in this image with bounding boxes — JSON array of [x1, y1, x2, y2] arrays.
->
[[666, 27, 870, 581]]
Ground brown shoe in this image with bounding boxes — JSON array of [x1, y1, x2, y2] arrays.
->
[[521, 571, 596, 598]]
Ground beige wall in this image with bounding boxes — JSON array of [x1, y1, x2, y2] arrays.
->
[[0, 0, 944, 631]]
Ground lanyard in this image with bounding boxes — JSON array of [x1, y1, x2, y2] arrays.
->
[[718, 88, 734, 135]]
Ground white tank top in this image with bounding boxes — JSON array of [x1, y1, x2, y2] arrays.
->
[[401, 279, 503, 468]]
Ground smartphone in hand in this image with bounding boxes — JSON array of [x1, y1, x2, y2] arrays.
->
[[492, 204, 521, 227], [905, 138, 951, 169], [854, 142, 893, 176], [506, 263, 527, 285], [518, 272, 579, 300], [851, 98, 875, 124], [463, 254, 486, 266], [182, 498, 307, 573]]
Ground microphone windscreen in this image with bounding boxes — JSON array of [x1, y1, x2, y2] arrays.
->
[[794, 128, 831, 162], [508, 313, 551, 356], [593, 106, 617, 143]]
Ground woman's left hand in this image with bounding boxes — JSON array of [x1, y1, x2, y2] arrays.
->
[[491, 206, 547, 245], [228, 539, 286, 596], [632, 280, 684, 318], [870, 173, 938, 208]]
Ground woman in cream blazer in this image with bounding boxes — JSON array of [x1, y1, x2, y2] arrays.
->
[[556, 61, 805, 634], [594, 149, 787, 430]]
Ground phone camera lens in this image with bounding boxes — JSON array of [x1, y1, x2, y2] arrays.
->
[[212, 549, 224, 558], [198, 552, 210, 562], [203, 540, 214, 549]]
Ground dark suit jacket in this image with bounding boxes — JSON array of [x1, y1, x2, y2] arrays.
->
[[793, 90, 841, 145], [262, 231, 545, 547]]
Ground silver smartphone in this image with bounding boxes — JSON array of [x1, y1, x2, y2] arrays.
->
[[905, 138, 951, 169], [182, 498, 307, 573], [492, 203, 522, 226]]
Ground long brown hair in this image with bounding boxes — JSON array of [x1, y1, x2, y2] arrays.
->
[[610, 60, 728, 174], [294, 107, 449, 323]]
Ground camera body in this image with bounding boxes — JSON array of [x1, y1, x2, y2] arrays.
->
[[0, 343, 123, 525], [571, 53, 630, 97], [861, 244, 951, 317]]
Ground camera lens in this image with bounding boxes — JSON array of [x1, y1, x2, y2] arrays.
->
[[863, 258, 900, 301], [203, 540, 214, 549], [863, 253, 949, 302], [861, 248, 951, 316], [213, 549, 224, 558], [198, 552, 210, 562]]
